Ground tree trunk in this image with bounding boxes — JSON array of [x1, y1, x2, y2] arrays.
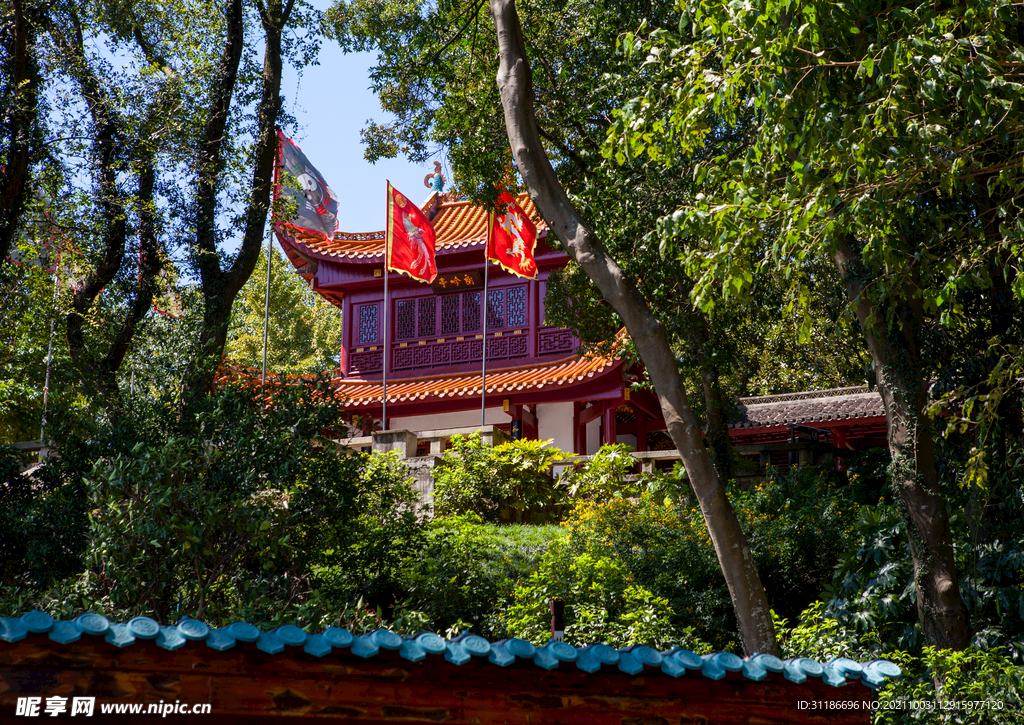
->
[[489, 0, 777, 656], [834, 237, 970, 650], [675, 282, 734, 478], [0, 0, 42, 265], [181, 0, 289, 408]]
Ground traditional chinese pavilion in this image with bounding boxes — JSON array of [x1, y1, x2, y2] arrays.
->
[[274, 191, 653, 455], [274, 190, 888, 460]]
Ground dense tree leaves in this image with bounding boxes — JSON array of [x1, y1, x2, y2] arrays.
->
[[225, 247, 341, 375], [0, 0, 45, 264], [608, 0, 1024, 649], [0, 0, 321, 419]]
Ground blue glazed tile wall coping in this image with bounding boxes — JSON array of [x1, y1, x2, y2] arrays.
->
[[0, 610, 900, 690]]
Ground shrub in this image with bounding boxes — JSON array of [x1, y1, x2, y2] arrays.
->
[[778, 603, 1024, 725], [399, 514, 562, 638], [731, 464, 861, 623], [300, 449, 425, 616], [504, 492, 724, 650], [0, 379, 424, 628], [558, 443, 642, 500], [826, 444, 1024, 660], [433, 434, 572, 523], [875, 647, 1024, 725]]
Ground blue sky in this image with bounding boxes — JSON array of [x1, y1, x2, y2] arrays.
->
[[281, 19, 447, 234]]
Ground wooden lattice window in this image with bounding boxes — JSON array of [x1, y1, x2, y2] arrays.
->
[[480, 285, 527, 331], [507, 286, 527, 328], [486, 290, 504, 330], [393, 289, 524, 342], [440, 295, 460, 336], [396, 300, 416, 340], [357, 303, 379, 345], [418, 297, 437, 338], [462, 292, 481, 332]]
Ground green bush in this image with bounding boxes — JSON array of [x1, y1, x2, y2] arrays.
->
[[433, 434, 572, 522], [504, 492, 723, 650], [0, 409, 100, 588], [0, 379, 424, 628], [732, 464, 861, 623], [399, 514, 562, 638], [826, 444, 1024, 659], [778, 602, 1024, 725], [876, 647, 1024, 725], [499, 460, 862, 651], [301, 449, 424, 617], [558, 443, 643, 500]]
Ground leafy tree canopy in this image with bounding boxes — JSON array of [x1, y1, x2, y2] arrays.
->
[[608, 0, 1024, 389], [226, 247, 342, 375]]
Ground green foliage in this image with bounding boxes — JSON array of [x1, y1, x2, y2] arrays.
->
[[826, 444, 1024, 660], [433, 434, 573, 523], [504, 492, 726, 650], [85, 436, 293, 621], [1, 0, 326, 418], [610, 0, 1024, 317], [732, 466, 861, 623], [0, 407, 103, 588], [0, 243, 86, 441], [877, 648, 1024, 725], [500, 461, 862, 650], [775, 601, 873, 662], [302, 449, 424, 612], [399, 514, 562, 639], [226, 247, 341, 375], [558, 443, 644, 501], [328, 0, 869, 410], [779, 604, 1024, 725], [0, 379, 427, 628]]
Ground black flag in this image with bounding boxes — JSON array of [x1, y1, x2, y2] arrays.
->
[[277, 131, 339, 240]]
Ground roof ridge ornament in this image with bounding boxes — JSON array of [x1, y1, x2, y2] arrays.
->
[[424, 161, 446, 193]]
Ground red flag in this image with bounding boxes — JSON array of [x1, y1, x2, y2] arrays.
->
[[488, 192, 538, 279], [386, 182, 437, 283]]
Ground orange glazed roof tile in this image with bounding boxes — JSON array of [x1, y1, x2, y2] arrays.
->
[[334, 349, 620, 408], [283, 192, 545, 263]]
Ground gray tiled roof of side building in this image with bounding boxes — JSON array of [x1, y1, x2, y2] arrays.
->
[[731, 386, 885, 429]]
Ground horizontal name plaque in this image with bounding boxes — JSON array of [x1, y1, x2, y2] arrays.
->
[[431, 270, 483, 294]]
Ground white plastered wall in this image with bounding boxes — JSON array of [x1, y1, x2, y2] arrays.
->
[[536, 402, 574, 454], [390, 407, 505, 433], [586, 416, 601, 456], [616, 433, 637, 449]]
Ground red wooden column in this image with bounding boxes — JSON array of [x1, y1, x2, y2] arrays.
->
[[602, 405, 617, 447], [339, 296, 352, 376], [573, 402, 585, 455], [523, 404, 538, 440], [635, 405, 648, 452], [505, 403, 538, 441]]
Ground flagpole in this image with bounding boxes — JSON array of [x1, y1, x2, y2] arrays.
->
[[40, 213, 58, 447], [481, 214, 490, 429], [382, 183, 389, 430], [261, 226, 273, 389], [40, 264, 58, 445]]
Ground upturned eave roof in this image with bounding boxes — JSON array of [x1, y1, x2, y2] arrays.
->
[[334, 348, 621, 408], [279, 192, 548, 265]]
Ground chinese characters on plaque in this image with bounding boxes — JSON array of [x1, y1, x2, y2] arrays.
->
[[431, 270, 483, 294]]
